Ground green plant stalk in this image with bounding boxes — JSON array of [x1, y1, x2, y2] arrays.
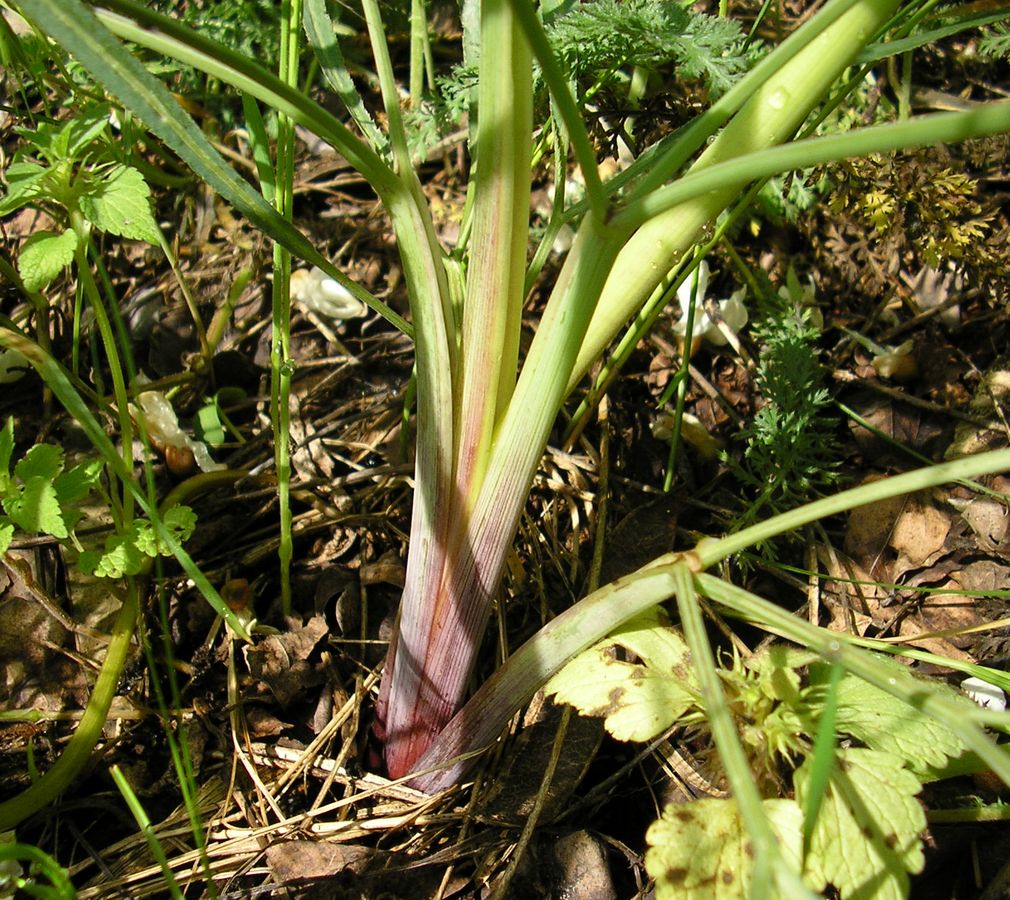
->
[[271, 0, 301, 617], [70, 217, 133, 523], [110, 764, 185, 900], [392, 0, 904, 779], [386, 214, 628, 778], [569, 0, 900, 385], [409, 0, 427, 104], [669, 563, 798, 899], [0, 582, 138, 830], [378, 0, 535, 777], [410, 446, 1010, 791]]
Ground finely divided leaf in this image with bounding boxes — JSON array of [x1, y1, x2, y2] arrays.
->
[[545, 608, 699, 742], [79, 165, 160, 243], [797, 748, 926, 899], [811, 660, 968, 776], [18, 229, 77, 291], [645, 797, 803, 899]]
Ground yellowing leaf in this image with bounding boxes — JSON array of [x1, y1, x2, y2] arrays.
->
[[646, 797, 803, 899], [813, 659, 968, 777], [797, 748, 926, 899], [545, 608, 700, 742]]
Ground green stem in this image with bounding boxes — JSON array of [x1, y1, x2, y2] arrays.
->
[[572, 0, 900, 385], [71, 218, 134, 522], [670, 564, 799, 898], [0, 584, 138, 830], [272, 0, 301, 616]]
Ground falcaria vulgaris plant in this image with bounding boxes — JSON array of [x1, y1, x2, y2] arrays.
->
[[7, 0, 1010, 883]]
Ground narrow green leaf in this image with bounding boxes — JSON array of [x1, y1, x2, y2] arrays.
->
[[303, 0, 388, 153], [18, 228, 77, 291]]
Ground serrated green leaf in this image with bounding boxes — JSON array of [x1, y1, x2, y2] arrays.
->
[[5, 476, 67, 538], [645, 797, 803, 899], [79, 534, 146, 579], [133, 506, 196, 557], [797, 747, 925, 899], [0, 521, 12, 554], [18, 228, 78, 291], [812, 660, 968, 776], [545, 608, 699, 742], [14, 443, 63, 482], [79, 164, 160, 243], [53, 458, 102, 506]]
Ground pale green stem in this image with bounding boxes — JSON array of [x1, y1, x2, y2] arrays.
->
[[670, 564, 795, 899], [454, 0, 532, 510], [0, 585, 139, 830], [409, 0, 427, 103], [571, 0, 900, 384], [271, 0, 301, 616], [507, 0, 606, 219], [411, 445, 1010, 789], [361, 0, 413, 176], [397, 217, 628, 779]]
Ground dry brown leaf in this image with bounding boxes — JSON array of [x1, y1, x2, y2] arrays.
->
[[244, 615, 328, 706], [265, 839, 371, 883], [890, 495, 951, 570]]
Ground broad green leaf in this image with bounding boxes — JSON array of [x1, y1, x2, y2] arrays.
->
[[18, 228, 77, 291], [645, 797, 803, 899], [545, 607, 700, 742], [79, 164, 160, 243], [797, 747, 926, 899], [53, 458, 103, 506], [14, 443, 63, 483], [811, 659, 968, 776], [5, 476, 66, 538]]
